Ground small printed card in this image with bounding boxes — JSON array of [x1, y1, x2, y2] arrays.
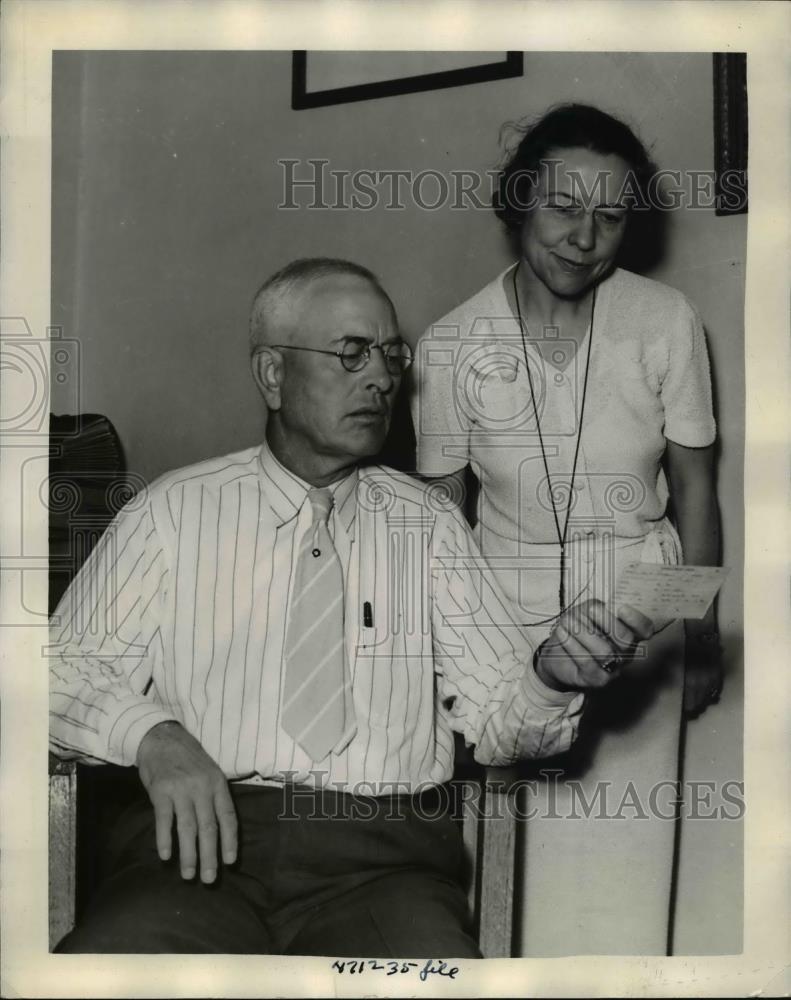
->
[[613, 564, 729, 620]]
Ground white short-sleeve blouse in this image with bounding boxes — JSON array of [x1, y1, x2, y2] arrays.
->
[[412, 265, 716, 545]]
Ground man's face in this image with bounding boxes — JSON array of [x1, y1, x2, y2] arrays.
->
[[268, 274, 402, 482]]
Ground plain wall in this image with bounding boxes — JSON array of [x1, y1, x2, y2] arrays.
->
[[51, 50, 745, 955]]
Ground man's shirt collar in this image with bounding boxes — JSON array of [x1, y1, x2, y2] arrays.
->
[[258, 442, 358, 536]]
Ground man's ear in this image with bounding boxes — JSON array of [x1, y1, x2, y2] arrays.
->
[[251, 347, 283, 410]]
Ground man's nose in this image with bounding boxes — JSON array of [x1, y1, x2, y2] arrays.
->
[[366, 345, 395, 392], [568, 212, 596, 251]]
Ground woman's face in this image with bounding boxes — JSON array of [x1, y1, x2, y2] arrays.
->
[[519, 146, 632, 300]]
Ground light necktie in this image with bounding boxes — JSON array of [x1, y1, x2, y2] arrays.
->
[[281, 488, 354, 760]]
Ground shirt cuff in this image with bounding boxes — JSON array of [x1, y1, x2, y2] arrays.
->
[[522, 654, 584, 712], [104, 699, 181, 767]]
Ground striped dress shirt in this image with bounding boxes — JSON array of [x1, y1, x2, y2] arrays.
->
[[49, 443, 583, 793]]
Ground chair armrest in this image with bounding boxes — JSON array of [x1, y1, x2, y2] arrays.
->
[[49, 754, 77, 776], [455, 744, 520, 958], [477, 765, 519, 958], [48, 755, 78, 950]]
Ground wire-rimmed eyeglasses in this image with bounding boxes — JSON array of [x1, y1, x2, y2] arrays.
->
[[269, 340, 413, 375]]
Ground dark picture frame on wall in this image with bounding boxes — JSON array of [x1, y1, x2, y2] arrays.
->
[[291, 50, 524, 109], [713, 52, 748, 215]]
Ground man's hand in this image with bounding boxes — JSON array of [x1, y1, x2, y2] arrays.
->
[[535, 599, 656, 693], [136, 721, 237, 884]]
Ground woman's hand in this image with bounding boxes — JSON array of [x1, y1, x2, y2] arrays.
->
[[535, 598, 656, 692], [665, 441, 724, 720], [683, 628, 724, 717]]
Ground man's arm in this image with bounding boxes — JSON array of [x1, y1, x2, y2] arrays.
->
[[49, 498, 177, 764], [49, 496, 237, 884], [430, 508, 655, 765]]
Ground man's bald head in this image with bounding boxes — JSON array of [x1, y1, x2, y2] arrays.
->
[[249, 258, 397, 355]]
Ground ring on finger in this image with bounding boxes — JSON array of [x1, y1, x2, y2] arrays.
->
[[600, 656, 622, 674]]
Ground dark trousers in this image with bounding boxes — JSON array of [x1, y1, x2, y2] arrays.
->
[[56, 783, 481, 957]]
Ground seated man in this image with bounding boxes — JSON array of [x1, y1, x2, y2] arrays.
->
[[49, 258, 655, 956]]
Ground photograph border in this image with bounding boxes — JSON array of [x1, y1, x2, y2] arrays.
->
[[1, 2, 788, 998]]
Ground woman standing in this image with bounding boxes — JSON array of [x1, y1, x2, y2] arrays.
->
[[412, 104, 723, 954]]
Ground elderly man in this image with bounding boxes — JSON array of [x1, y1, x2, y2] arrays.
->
[[50, 258, 654, 956]]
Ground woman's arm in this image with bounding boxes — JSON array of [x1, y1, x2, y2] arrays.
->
[[665, 441, 723, 717]]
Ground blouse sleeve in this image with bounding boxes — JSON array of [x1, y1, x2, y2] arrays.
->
[[411, 323, 471, 476], [660, 298, 717, 447]]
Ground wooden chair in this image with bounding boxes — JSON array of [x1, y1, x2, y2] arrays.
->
[[455, 754, 519, 958], [48, 413, 127, 949], [48, 760, 518, 955], [49, 758, 79, 949]]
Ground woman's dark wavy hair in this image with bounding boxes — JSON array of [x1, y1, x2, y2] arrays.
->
[[493, 103, 657, 235]]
